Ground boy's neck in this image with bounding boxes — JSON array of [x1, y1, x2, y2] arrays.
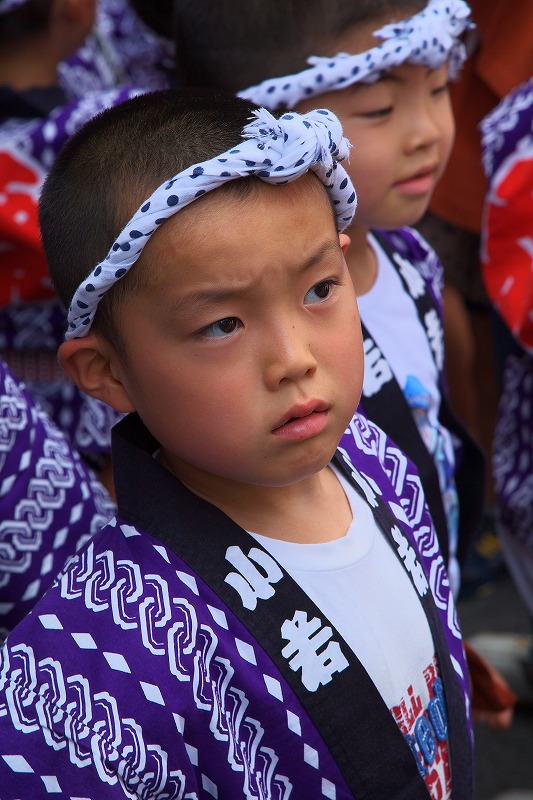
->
[[160, 455, 353, 544], [344, 224, 378, 296]]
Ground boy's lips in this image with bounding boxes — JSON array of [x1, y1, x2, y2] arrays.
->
[[394, 165, 437, 196], [272, 400, 330, 440]]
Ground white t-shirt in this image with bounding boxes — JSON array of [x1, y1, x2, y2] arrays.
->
[[358, 234, 460, 595], [249, 467, 451, 799]]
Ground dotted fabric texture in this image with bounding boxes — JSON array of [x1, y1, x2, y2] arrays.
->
[[239, 0, 472, 110]]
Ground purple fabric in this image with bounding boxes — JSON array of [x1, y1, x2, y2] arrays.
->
[[376, 226, 444, 318], [0, 358, 115, 636], [339, 415, 471, 726], [0, 523, 354, 799], [0, 86, 141, 176], [0, 412, 471, 798], [480, 77, 533, 181], [480, 79, 533, 559], [493, 352, 533, 557], [59, 0, 175, 98]]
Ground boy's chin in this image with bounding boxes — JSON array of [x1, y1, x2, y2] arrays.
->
[[381, 205, 432, 231]]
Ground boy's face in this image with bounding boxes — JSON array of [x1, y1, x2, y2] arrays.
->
[[295, 17, 455, 231], [108, 175, 363, 496]]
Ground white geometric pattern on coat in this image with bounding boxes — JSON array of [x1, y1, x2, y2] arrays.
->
[[1, 533, 340, 799]]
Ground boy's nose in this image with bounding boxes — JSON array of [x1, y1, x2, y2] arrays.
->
[[404, 103, 442, 152], [263, 322, 318, 390]]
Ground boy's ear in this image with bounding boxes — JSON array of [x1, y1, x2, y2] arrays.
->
[[339, 233, 351, 254], [59, 334, 135, 414]]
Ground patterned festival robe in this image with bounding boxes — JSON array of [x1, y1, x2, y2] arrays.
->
[[0, 358, 115, 636], [59, 0, 175, 99], [0, 412, 473, 799], [480, 77, 533, 583], [357, 226, 484, 573]]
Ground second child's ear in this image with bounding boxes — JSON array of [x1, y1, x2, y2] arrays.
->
[[59, 334, 135, 414], [339, 233, 351, 254]]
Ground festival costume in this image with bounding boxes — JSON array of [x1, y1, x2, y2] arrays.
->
[[0, 411, 473, 799], [0, 101, 472, 797], [480, 77, 533, 616], [357, 228, 484, 586], [0, 83, 141, 456], [59, 0, 175, 99], [0, 357, 115, 636]]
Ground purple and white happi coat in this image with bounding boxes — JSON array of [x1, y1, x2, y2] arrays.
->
[[0, 411, 472, 799], [0, 357, 115, 636], [356, 226, 484, 579]]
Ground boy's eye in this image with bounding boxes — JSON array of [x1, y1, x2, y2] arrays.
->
[[359, 106, 393, 119], [431, 83, 449, 97], [304, 279, 339, 304], [201, 317, 242, 338]]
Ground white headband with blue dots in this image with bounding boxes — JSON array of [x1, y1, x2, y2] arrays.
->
[[0, 0, 30, 13], [66, 107, 356, 339], [239, 0, 472, 110]]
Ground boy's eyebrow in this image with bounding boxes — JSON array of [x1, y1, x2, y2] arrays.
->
[[374, 66, 439, 85], [165, 238, 341, 316]]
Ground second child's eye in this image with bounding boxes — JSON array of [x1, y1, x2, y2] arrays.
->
[[304, 280, 339, 304], [359, 106, 393, 119], [431, 83, 449, 97], [200, 317, 242, 338]]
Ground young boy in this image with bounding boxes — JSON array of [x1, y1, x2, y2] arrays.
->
[[0, 89, 472, 799], [173, 0, 485, 597]]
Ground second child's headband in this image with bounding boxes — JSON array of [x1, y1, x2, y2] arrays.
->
[[239, 0, 472, 110], [66, 107, 356, 339]]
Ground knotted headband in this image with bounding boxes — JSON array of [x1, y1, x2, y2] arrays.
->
[[66, 107, 356, 339], [239, 0, 472, 110], [0, 0, 30, 14]]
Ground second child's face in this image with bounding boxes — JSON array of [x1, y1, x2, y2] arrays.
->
[[111, 176, 363, 499], [295, 18, 455, 231]]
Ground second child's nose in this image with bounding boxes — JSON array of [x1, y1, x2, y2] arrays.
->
[[404, 102, 441, 153]]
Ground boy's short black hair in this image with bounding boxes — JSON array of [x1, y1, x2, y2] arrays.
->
[[174, 0, 425, 93], [39, 88, 262, 354], [0, 0, 53, 44]]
